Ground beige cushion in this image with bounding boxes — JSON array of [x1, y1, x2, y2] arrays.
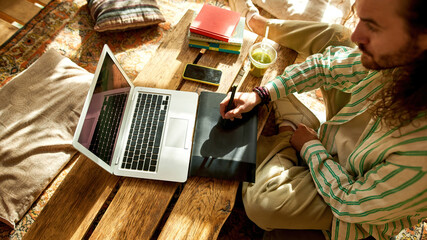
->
[[88, 0, 165, 32], [0, 49, 93, 227]]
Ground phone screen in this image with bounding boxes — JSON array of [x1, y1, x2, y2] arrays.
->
[[183, 64, 222, 86]]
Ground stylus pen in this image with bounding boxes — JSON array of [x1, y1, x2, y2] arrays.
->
[[226, 85, 237, 112]]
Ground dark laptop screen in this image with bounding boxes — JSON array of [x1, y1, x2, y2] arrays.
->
[[78, 53, 131, 165]]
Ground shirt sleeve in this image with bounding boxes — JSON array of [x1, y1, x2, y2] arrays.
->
[[265, 46, 369, 101], [300, 133, 427, 226]]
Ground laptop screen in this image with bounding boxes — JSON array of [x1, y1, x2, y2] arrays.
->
[[78, 53, 131, 165]]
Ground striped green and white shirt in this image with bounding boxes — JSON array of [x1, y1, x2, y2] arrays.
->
[[265, 46, 427, 240]]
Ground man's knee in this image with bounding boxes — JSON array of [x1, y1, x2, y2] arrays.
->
[[242, 182, 289, 230], [241, 169, 310, 230], [241, 170, 333, 230]]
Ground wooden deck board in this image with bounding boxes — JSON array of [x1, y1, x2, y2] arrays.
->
[[132, 10, 200, 89], [0, 0, 41, 25], [89, 179, 179, 240], [23, 155, 121, 240], [39, 0, 51, 5], [158, 177, 239, 240], [27, 0, 51, 6], [0, 19, 17, 45], [0, 0, 49, 46]]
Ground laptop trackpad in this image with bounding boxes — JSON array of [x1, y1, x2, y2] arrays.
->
[[165, 118, 188, 148]]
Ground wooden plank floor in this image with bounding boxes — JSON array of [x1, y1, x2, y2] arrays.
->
[[0, 0, 51, 46]]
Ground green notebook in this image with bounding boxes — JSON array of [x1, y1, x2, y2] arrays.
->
[[190, 91, 257, 183]]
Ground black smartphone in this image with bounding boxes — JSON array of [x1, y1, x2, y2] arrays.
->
[[182, 64, 222, 86]]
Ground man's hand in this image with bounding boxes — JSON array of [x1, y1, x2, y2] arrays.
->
[[290, 123, 319, 152], [220, 92, 261, 120]]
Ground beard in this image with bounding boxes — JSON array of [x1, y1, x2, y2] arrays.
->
[[368, 50, 427, 127], [358, 41, 423, 70]]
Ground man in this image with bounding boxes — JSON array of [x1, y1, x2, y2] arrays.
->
[[220, 0, 427, 239]]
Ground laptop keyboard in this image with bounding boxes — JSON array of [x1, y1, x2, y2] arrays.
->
[[89, 93, 128, 165], [121, 92, 169, 172]]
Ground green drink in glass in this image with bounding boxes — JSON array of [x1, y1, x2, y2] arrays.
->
[[249, 42, 277, 78]]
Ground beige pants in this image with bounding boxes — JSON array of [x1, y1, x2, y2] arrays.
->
[[229, 0, 353, 26], [242, 131, 333, 231], [264, 20, 354, 60], [229, 0, 355, 60]]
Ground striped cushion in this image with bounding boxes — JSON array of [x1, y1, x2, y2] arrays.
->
[[88, 0, 165, 32]]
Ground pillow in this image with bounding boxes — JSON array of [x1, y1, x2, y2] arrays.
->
[[0, 49, 93, 228], [87, 0, 166, 32]]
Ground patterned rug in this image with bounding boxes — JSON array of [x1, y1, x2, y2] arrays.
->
[[0, 0, 218, 86]]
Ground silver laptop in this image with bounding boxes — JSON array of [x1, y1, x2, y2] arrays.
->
[[73, 44, 198, 182]]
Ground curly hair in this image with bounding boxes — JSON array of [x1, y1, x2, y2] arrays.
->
[[368, 0, 427, 128], [369, 53, 427, 128], [338, 0, 426, 127]]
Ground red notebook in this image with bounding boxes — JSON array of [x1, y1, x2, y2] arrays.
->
[[190, 4, 241, 42]]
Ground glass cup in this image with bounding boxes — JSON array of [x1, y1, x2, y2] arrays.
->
[[248, 42, 277, 78]]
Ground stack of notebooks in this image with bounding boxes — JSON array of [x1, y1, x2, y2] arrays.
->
[[189, 4, 244, 54]]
